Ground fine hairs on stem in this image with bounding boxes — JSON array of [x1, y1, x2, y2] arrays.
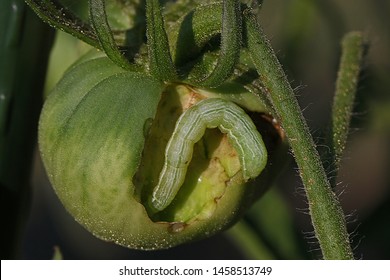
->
[[243, 8, 357, 259], [328, 32, 365, 185]]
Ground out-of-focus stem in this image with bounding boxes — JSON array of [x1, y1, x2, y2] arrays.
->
[[227, 221, 275, 260], [330, 32, 364, 172]]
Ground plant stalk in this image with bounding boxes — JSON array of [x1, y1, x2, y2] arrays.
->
[[330, 31, 364, 173], [244, 10, 354, 259]]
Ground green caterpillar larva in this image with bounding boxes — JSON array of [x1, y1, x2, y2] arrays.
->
[[149, 98, 268, 212]]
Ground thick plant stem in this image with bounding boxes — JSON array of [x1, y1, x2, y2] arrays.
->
[[244, 11, 353, 259], [330, 32, 364, 171]]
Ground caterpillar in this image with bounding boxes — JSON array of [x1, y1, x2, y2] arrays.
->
[[149, 98, 268, 212]]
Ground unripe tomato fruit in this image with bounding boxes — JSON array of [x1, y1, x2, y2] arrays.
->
[[39, 53, 285, 249]]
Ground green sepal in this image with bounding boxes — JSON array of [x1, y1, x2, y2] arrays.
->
[[146, 0, 177, 81], [89, 0, 133, 69], [24, 0, 100, 49], [169, 2, 223, 68], [196, 0, 242, 88], [167, 1, 241, 87]]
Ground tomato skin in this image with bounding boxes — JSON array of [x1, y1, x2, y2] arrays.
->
[[39, 54, 284, 249]]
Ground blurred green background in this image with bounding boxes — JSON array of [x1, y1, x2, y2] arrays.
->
[[7, 0, 390, 259]]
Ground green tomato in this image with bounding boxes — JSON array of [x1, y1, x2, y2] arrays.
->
[[39, 52, 286, 250]]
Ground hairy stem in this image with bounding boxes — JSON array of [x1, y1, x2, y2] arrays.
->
[[244, 10, 353, 259], [330, 31, 364, 172]]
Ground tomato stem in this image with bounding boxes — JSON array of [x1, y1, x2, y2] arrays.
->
[[326, 32, 365, 185], [244, 8, 354, 259]]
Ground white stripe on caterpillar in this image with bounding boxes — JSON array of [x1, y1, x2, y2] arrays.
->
[[149, 98, 267, 212]]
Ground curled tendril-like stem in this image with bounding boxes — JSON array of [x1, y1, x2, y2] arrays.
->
[[194, 0, 242, 88]]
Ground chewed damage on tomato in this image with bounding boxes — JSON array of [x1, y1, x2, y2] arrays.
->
[[133, 84, 284, 224], [38, 56, 286, 249]]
